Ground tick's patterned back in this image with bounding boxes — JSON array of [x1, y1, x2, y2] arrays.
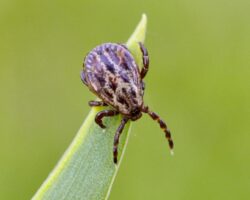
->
[[82, 43, 143, 115]]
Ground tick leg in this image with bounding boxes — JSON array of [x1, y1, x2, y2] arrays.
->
[[139, 42, 149, 79], [89, 100, 107, 107], [142, 106, 174, 153], [95, 110, 119, 129], [113, 117, 129, 164]]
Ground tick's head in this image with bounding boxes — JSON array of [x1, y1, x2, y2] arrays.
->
[[130, 107, 142, 121]]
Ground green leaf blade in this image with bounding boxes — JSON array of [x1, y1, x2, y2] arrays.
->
[[32, 14, 147, 200]]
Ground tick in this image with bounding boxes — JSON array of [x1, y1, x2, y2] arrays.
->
[[81, 43, 174, 163]]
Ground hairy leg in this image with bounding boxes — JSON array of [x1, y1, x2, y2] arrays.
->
[[95, 110, 119, 129], [139, 42, 149, 79], [113, 117, 129, 163], [142, 106, 174, 152]]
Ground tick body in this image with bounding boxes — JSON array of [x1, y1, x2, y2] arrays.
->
[[81, 43, 174, 163]]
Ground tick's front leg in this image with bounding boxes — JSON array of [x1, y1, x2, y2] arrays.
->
[[95, 110, 119, 129], [113, 118, 129, 164]]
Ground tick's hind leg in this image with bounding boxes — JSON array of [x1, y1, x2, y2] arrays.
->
[[139, 42, 149, 79], [113, 118, 129, 163], [142, 106, 174, 153], [89, 100, 107, 107], [95, 110, 119, 129]]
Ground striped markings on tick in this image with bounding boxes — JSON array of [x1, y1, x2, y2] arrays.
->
[[81, 42, 174, 164]]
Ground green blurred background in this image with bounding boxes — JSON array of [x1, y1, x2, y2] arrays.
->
[[1, 0, 250, 199]]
